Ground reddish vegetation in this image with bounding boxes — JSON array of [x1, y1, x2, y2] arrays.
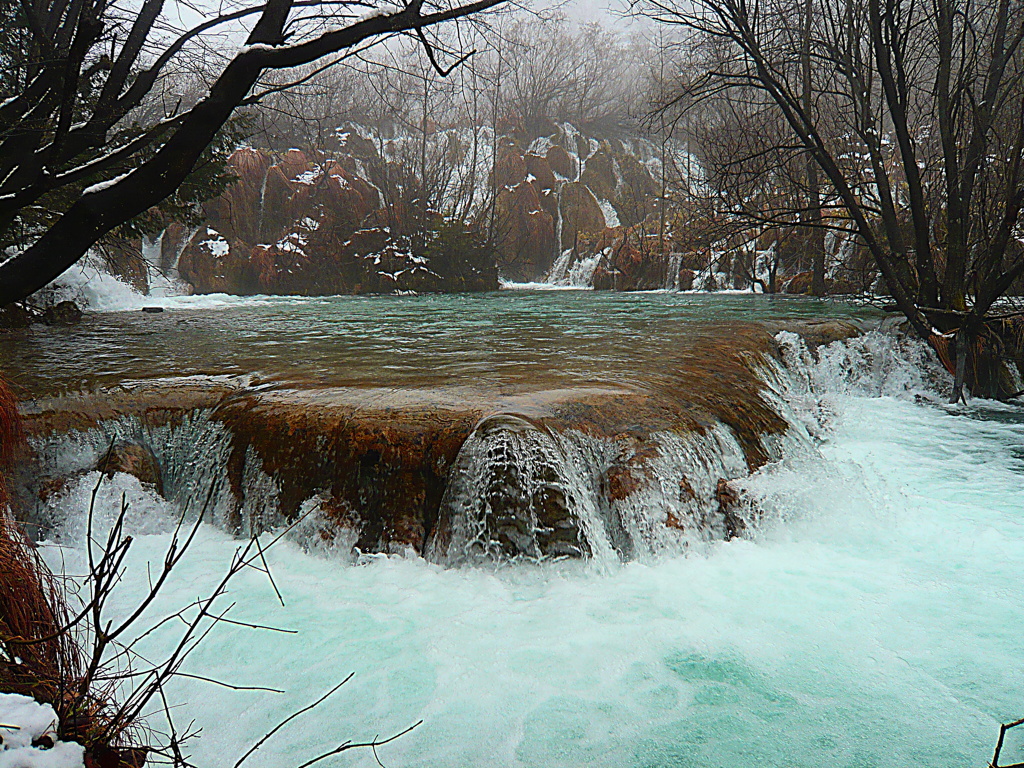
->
[[0, 379, 85, 751], [0, 375, 22, 508], [178, 148, 496, 295]]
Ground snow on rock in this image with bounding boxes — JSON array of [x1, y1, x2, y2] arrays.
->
[[597, 199, 621, 228], [0, 693, 83, 768], [199, 228, 230, 257]]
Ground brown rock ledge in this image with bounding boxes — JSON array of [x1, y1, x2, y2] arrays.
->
[[15, 320, 860, 559]]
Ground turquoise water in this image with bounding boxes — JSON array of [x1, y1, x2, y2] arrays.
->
[[25, 294, 1024, 768], [0, 291, 879, 395], [39, 390, 1024, 768]]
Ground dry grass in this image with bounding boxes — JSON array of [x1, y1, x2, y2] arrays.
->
[[0, 513, 84, 706], [0, 373, 85, 729]]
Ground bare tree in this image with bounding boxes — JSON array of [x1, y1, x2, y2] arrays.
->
[[643, 0, 1024, 398], [0, 0, 503, 307]]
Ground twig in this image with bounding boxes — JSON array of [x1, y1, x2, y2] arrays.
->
[[991, 717, 1024, 768], [171, 673, 285, 694], [232, 674, 355, 768], [293, 721, 423, 768], [254, 537, 285, 607]]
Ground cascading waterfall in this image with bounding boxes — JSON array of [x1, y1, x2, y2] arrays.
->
[[543, 249, 603, 288], [142, 233, 193, 297], [27, 409, 258, 539], [427, 416, 758, 565], [425, 414, 611, 565], [257, 163, 271, 241], [25, 328, 948, 566], [665, 250, 683, 291], [544, 249, 574, 285], [22, 296, 1023, 768]]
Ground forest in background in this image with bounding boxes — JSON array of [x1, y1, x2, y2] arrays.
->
[[6, 11, 880, 301]]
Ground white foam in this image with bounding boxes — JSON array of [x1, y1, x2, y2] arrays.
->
[[42, 259, 312, 313], [34, 332, 1024, 767], [498, 279, 590, 291]]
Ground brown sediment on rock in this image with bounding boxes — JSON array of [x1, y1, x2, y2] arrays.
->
[[14, 319, 861, 556], [760, 318, 863, 351], [98, 443, 164, 496], [716, 478, 745, 540], [18, 381, 236, 435]]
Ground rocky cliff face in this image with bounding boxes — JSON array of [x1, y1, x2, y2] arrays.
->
[[176, 147, 497, 295], [169, 123, 674, 292], [60, 122, 884, 297]]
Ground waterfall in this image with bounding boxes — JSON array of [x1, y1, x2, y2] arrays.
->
[[257, 164, 271, 241], [426, 414, 764, 566], [543, 248, 603, 288], [665, 251, 683, 291], [26, 329, 948, 564], [27, 409, 254, 539], [143, 233, 192, 298], [545, 249, 574, 284]]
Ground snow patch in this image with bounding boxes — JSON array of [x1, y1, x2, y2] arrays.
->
[[0, 693, 84, 768], [597, 199, 620, 228], [200, 229, 229, 257]]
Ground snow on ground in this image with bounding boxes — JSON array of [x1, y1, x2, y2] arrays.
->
[[0, 694, 83, 768]]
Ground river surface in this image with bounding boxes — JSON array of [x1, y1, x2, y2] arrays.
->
[[7, 288, 1024, 767], [0, 291, 878, 396]]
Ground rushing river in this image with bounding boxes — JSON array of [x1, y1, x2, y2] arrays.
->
[[7, 289, 1024, 767]]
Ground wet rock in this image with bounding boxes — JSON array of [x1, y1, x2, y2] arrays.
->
[[524, 153, 556, 192], [97, 442, 163, 495], [558, 182, 606, 250], [612, 152, 659, 226], [494, 140, 529, 190], [427, 415, 589, 563], [160, 222, 192, 272], [546, 144, 577, 179], [765, 319, 862, 352], [42, 301, 82, 325], [604, 441, 659, 502], [784, 271, 814, 294], [580, 148, 617, 201], [179, 146, 496, 295], [494, 182, 558, 281], [716, 478, 745, 540], [0, 304, 36, 329], [591, 225, 672, 291]]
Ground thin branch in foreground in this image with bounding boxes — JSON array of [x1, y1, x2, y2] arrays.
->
[[294, 721, 424, 768], [991, 717, 1024, 768], [171, 672, 285, 694], [232, 673, 356, 768]]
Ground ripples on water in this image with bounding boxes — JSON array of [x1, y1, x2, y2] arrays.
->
[[0, 291, 879, 395]]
